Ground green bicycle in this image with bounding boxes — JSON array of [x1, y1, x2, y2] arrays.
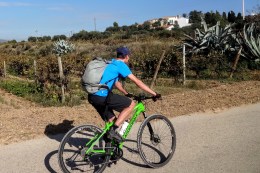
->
[[58, 94, 176, 173]]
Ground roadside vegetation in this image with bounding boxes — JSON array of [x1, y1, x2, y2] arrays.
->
[[0, 8, 259, 106]]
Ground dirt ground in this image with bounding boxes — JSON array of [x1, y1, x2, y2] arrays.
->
[[0, 80, 259, 146]]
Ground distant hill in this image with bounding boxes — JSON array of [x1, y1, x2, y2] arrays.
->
[[0, 39, 7, 43]]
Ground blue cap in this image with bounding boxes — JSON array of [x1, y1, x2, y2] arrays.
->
[[116, 46, 130, 57]]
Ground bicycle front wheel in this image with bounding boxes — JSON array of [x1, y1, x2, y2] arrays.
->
[[58, 124, 111, 173], [137, 114, 176, 168]]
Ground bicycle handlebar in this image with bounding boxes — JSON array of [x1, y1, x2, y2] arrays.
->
[[130, 94, 162, 102]]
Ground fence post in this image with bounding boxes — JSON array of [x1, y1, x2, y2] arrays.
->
[[230, 46, 242, 78], [150, 50, 166, 89], [183, 44, 186, 85], [58, 56, 65, 103], [3, 61, 6, 78], [33, 59, 37, 79]]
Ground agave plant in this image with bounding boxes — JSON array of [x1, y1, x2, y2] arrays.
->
[[53, 39, 75, 103], [184, 21, 239, 55], [53, 39, 75, 56], [183, 20, 243, 78], [239, 23, 260, 61]]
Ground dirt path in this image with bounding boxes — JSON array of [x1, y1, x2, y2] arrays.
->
[[0, 103, 259, 173], [0, 80, 259, 146]]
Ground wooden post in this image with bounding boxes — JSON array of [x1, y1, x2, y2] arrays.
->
[[183, 44, 186, 85], [34, 59, 37, 78], [3, 61, 6, 78], [58, 56, 65, 103], [230, 46, 242, 78], [150, 50, 166, 89]]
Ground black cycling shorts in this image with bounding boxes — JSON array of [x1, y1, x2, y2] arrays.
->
[[88, 93, 132, 121]]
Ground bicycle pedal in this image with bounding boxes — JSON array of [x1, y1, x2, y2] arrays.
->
[[128, 148, 139, 154]]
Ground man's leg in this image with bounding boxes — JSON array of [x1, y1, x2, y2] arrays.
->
[[114, 100, 135, 126], [88, 94, 115, 121], [107, 94, 135, 126], [106, 94, 135, 142]]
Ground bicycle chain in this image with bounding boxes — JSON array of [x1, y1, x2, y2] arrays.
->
[[85, 146, 123, 167]]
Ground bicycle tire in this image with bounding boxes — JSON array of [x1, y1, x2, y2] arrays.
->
[[137, 114, 176, 168], [58, 124, 111, 173]]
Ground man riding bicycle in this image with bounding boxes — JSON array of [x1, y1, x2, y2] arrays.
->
[[88, 46, 160, 142]]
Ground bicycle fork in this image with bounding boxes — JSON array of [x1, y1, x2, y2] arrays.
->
[[143, 113, 160, 143]]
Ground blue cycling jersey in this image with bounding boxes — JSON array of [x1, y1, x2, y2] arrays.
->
[[94, 59, 132, 97]]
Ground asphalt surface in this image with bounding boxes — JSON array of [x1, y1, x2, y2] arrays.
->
[[0, 103, 259, 173]]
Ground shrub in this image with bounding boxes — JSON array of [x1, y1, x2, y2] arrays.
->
[[0, 79, 39, 97]]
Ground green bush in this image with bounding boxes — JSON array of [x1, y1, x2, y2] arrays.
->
[[186, 80, 206, 90], [0, 79, 38, 97]]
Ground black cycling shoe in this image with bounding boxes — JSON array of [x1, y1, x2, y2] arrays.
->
[[107, 129, 123, 143]]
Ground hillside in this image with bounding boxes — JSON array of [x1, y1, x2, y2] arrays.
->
[[0, 39, 7, 43], [0, 80, 259, 146]]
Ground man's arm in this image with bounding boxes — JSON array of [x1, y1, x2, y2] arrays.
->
[[128, 74, 156, 96], [115, 81, 128, 95]]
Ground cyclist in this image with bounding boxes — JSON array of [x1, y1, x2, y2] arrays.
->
[[88, 46, 160, 142]]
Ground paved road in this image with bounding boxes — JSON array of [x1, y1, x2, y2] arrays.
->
[[0, 103, 260, 173]]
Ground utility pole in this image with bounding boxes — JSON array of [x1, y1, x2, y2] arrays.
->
[[94, 17, 97, 31], [242, 0, 245, 20], [183, 44, 186, 85], [35, 30, 38, 42]]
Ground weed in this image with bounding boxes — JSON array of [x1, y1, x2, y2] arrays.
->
[[0, 95, 5, 104], [9, 99, 21, 109], [185, 80, 206, 90]]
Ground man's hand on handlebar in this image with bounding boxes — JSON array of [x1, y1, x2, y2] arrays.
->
[[125, 93, 134, 98], [152, 93, 161, 102], [125, 93, 162, 102]]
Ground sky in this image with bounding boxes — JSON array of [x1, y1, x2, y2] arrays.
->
[[0, 0, 259, 41]]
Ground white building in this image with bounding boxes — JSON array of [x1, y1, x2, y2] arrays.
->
[[147, 15, 190, 30], [164, 16, 191, 28]]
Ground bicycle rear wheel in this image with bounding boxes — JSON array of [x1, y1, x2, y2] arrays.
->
[[137, 114, 176, 168], [58, 124, 111, 173]]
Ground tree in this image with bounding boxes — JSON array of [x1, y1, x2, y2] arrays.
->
[[222, 12, 227, 20], [236, 12, 243, 22], [189, 10, 203, 24], [174, 21, 180, 29], [143, 21, 151, 30], [204, 12, 212, 25], [121, 25, 128, 31], [211, 12, 218, 25], [215, 11, 222, 22], [105, 22, 120, 32], [42, 36, 51, 42], [113, 22, 119, 28], [28, 36, 37, 42], [152, 21, 161, 28], [220, 12, 229, 27], [52, 35, 67, 41], [228, 11, 236, 23], [128, 23, 138, 32]]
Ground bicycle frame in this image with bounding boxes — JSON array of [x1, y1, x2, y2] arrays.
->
[[85, 101, 146, 155]]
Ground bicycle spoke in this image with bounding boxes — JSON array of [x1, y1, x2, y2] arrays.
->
[[58, 125, 111, 173], [137, 115, 176, 168]]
